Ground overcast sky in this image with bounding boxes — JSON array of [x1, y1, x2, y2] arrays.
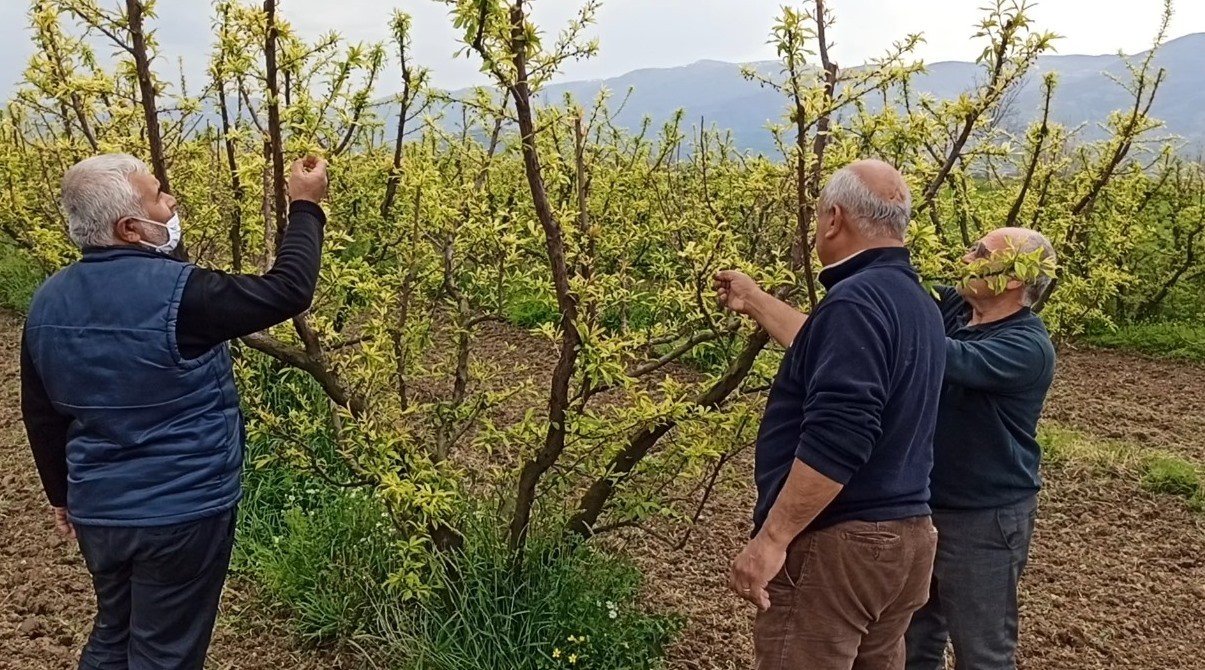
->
[[1, 0, 1203, 97]]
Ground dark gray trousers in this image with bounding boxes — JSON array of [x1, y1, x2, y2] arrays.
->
[[904, 495, 1038, 670], [74, 509, 236, 670]]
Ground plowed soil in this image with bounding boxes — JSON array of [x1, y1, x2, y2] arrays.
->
[[1045, 346, 1205, 463], [0, 311, 361, 670], [3, 310, 1203, 669]]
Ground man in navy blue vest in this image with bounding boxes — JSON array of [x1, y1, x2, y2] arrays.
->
[[21, 153, 328, 669], [717, 160, 946, 668]]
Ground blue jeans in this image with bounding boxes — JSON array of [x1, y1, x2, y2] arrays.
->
[[74, 510, 236, 670], [904, 495, 1037, 670]]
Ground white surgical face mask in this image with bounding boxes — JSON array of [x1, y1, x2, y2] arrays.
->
[[131, 213, 182, 254]]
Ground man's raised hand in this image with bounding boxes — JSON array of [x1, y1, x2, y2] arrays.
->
[[288, 155, 329, 204], [714, 270, 765, 316]]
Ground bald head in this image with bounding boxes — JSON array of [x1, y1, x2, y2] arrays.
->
[[847, 160, 910, 206], [976, 226, 1057, 306], [986, 227, 1045, 248], [819, 160, 912, 240]]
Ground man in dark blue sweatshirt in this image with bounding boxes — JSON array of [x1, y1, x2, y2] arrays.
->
[[716, 160, 946, 669], [905, 227, 1057, 670]]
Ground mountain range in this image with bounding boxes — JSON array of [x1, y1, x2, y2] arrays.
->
[[427, 32, 1205, 156]]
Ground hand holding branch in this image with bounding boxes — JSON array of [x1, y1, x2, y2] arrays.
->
[[288, 155, 329, 204]]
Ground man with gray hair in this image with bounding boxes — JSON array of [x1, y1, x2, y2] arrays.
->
[[21, 153, 328, 669], [905, 227, 1057, 670], [718, 159, 945, 668]]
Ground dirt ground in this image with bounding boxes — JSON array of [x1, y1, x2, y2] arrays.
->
[[633, 449, 1205, 670], [3, 309, 1204, 669], [1045, 345, 1205, 463], [0, 312, 360, 670], [634, 344, 1205, 669]]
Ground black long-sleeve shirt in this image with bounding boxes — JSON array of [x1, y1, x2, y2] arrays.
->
[[21, 200, 326, 507]]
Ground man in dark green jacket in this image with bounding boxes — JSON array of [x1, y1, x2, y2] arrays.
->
[[905, 227, 1058, 670]]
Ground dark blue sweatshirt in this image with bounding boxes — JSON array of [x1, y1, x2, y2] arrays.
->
[[931, 286, 1056, 509], [753, 247, 946, 533]]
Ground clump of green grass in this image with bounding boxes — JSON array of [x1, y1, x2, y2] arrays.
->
[[1038, 425, 1147, 473], [0, 244, 44, 313], [1085, 322, 1205, 363], [503, 284, 560, 328], [1141, 457, 1201, 498], [1039, 424, 1205, 510], [388, 511, 680, 670], [236, 480, 680, 667], [244, 486, 403, 641]]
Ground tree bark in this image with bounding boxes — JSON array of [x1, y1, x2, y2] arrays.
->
[[215, 8, 244, 272], [502, 0, 582, 556], [1005, 75, 1054, 229], [125, 0, 186, 260], [263, 0, 288, 252], [381, 62, 414, 219], [242, 333, 365, 417], [126, 0, 168, 193]]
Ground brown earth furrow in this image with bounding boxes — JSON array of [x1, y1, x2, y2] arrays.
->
[[0, 311, 364, 670], [3, 311, 1203, 669]]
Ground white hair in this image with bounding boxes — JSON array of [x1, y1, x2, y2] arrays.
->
[[1017, 230, 1057, 306], [818, 166, 912, 240], [61, 154, 150, 249]]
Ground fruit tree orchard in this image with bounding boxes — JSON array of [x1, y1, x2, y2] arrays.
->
[[1, 0, 1201, 598]]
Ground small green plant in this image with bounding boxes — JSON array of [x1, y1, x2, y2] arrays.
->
[[1037, 424, 1146, 473], [504, 281, 560, 328], [1037, 425, 1071, 467], [599, 293, 660, 332], [1140, 457, 1201, 498], [0, 244, 44, 313], [265, 492, 402, 640], [1040, 424, 1204, 510], [391, 511, 680, 670]]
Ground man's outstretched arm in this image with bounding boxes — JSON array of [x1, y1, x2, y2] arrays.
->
[[175, 157, 329, 358], [714, 270, 807, 347]]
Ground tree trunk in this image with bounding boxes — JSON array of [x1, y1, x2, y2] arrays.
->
[[381, 73, 412, 219], [1004, 75, 1054, 229], [504, 0, 581, 557], [263, 0, 288, 252], [214, 8, 244, 273], [126, 0, 186, 260]]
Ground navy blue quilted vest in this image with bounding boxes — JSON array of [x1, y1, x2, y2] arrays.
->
[[25, 248, 243, 526]]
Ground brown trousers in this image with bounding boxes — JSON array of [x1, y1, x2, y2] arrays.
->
[[754, 516, 938, 670]]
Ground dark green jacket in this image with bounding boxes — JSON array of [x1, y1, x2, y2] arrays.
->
[[931, 286, 1056, 509]]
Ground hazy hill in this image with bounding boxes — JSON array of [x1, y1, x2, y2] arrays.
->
[[412, 32, 1205, 155]]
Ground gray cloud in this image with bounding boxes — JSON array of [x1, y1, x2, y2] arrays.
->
[[1, 0, 1202, 99]]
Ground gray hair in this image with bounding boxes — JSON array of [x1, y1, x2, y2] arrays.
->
[[1016, 230, 1057, 306], [61, 154, 150, 249], [818, 166, 912, 240]]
